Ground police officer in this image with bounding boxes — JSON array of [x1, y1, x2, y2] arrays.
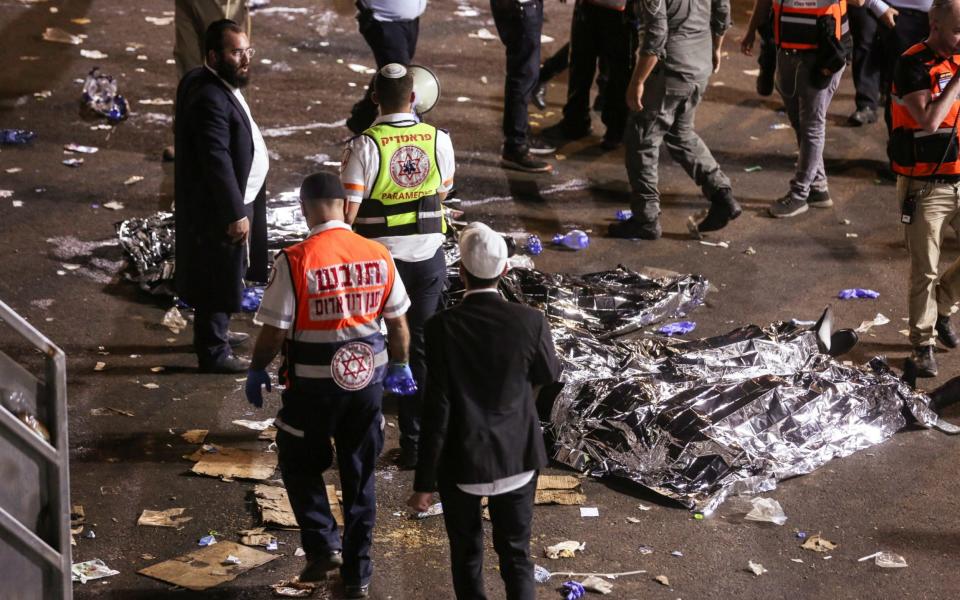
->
[[889, 0, 960, 377], [742, 0, 852, 218], [346, 0, 427, 134], [608, 0, 740, 239], [245, 172, 414, 598], [341, 64, 455, 469]]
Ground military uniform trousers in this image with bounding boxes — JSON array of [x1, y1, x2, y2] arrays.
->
[[624, 70, 731, 225], [276, 384, 385, 587]]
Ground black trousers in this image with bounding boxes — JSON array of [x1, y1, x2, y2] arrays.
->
[[539, 41, 569, 83], [757, 8, 777, 76], [563, 1, 635, 142], [849, 5, 881, 111], [348, 11, 420, 132], [394, 248, 446, 451], [491, 0, 543, 152], [440, 475, 537, 600], [276, 384, 384, 587]]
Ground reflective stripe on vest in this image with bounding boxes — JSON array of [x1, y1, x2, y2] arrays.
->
[[281, 227, 395, 392], [773, 0, 847, 51], [890, 43, 960, 177], [354, 121, 446, 239]]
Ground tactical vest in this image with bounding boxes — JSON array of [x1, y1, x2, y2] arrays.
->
[[890, 43, 960, 178], [354, 121, 447, 239], [280, 226, 396, 393], [773, 0, 847, 51]]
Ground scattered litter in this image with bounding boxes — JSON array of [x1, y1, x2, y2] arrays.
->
[[82, 67, 128, 122], [801, 533, 837, 553], [637, 503, 652, 511], [143, 383, 160, 389], [699, 240, 730, 248], [72, 559, 119, 583], [414, 502, 444, 519], [103, 201, 124, 210], [11, 200, 24, 208], [875, 552, 908, 568], [791, 558, 804, 563], [139, 98, 173, 105], [654, 575, 670, 587], [34, 90, 52, 99], [239, 527, 277, 548], [561, 581, 585, 599], [83, 530, 96, 539], [186, 445, 278, 481], [545, 541, 586, 560], [553, 229, 590, 250], [271, 579, 316, 597], [294, 547, 306, 557], [139, 541, 277, 591], [42, 27, 82, 44], [535, 475, 586, 505], [138, 508, 192, 528], [181, 429, 208, 444], [65, 143, 99, 154], [671, 550, 683, 558], [145, 16, 174, 26], [637, 545, 653, 555], [770, 123, 791, 130], [347, 63, 375, 74], [232, 418, 275, 431], [90, 407, 134, 417], [840, 218, 851, 225], [94, 361, 106, 371], [456, 96, 471, 102], [838, 288, 880, 300], [63, 158, 84, 167], [1, 129, 37, 145], [80, 49, 108, 59], [744, 165, 762, 173], [657, 321, 696, 336], [744, 497, 787, 525], [854, 313, 890, 333], [198, 535, 217, 547], [748, 560, 768, 576], [626, 517, 641, 524], [241, 286, 264, 312], [222, 555, 242, 566], [72, 18, 92, 25], [579, 507, 599, 518], [124, 175, 144, 185], [846, 233, 859, 238], [469, 28, 498, 40], [745, 246, 757, 255], [162, 306, 188, 334], [743, 68, 761, 76], [150, 366, 165, 373], [6, 168, 22, 173], [254, 484, 299, 528]]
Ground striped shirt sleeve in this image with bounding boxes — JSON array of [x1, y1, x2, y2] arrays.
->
[[254, 253, 295, 329], [382, 255, 411, 318]]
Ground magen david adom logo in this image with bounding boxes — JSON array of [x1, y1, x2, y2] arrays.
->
[[331, 341, 376, 391], [389, 145, 431, 188]]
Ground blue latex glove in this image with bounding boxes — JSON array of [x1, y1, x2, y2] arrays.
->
[[561, 581, 585, 600], [245, 369, 271, 408], [384, 363, 417, 396]]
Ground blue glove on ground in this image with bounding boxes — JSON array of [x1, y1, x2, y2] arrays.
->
[[245, 369, 271, 408], [384, 363, 417, 396]]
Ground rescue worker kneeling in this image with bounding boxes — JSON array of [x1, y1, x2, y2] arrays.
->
[[890, 0, 960, 377], [245, 172, 415, 598]]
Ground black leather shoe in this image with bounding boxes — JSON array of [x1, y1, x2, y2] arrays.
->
[[397, 446, 418, 470], [227, 331, 250, 347], [527, 135, 557, 155], [608, 218, 661, 240], [199, 354, 250, 374], [345, 583, 370, 598], [541, 121, 590, 145], [299, 550, 343, 583], [936, 314, 959, 349], [501, 148, 553, 173], [532, 82, 547, 110], [911, 345, 938, 378], [929, 375, 960, 413], [698, 188, 742, 232]]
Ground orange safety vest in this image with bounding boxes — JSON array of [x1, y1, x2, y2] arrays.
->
[[280, 225, 397, 393], [890, 43, 960, 178], [773, 0, 847, 51]]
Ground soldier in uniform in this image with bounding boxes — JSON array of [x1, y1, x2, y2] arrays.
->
[[341, 64, 455, 469], [246, 172, 414, 598], [609, 0, 741, 239]]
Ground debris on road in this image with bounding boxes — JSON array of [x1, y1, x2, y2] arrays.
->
[[186, 445, 278, 481], [82, 67, 129, 122], [271, 579, 316, 597], [42, 27, 82, 44], [137, 508, 192, 528], [0, 129, 37, 145], [124, 175, 144, 185], [102, 201, 125, 211], [64, 143, 98, 154], [744, 165, 762, 173], [545, 541, 585, 560], [657, 321, 696, 336], [80, 49, 108, 59], [232, 418, 276, 431], [199, 534, 217, 546], [63, 158, 84, 168], [90, 407, 134, 417], [860, 551, 908, 568], [238, 527, 277, 548], [654, 575, 670, 586], [181, 429, 208, 444], [580, 575, 613, 594], [748, 560, 768, 576], [561, 581, 585, 599], [468, 28, 498, 40], [854, 313, 890, 333], [162, 306, 188, 334], [72, 559, 120, 583], [414, 502, 444, 520], [535, 475, 585, 505], [579, 507, 599, 517], [222, 555, 242, 566], [837, 288, 880, 300], [139, 541, 277, 591], [254, 484, 300, 528], [801, 533, 837, 553], [744, 497, 787, 525]]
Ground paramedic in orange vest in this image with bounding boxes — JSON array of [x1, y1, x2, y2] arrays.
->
[[890, 0, 960, 378], [743, 0, 860, 218], [245, 172, 413, 599]]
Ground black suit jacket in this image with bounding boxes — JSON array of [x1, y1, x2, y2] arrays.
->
[[174, 66, 268, 312], [414, 291, 563, 493]]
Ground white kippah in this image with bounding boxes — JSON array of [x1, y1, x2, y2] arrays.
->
[[380, 63, 407, 79]]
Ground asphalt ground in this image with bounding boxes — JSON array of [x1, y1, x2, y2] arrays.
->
[[1, 0, 959, 598]]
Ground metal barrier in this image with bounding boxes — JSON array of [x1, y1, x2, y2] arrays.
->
[[0, 299, 72, 599]]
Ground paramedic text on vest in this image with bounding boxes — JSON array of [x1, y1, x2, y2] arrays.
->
[[245, 172, 413, 598], [341, 63, 456, 470], [889, 0, 960, 380]]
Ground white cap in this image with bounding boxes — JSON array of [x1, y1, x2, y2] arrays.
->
[[459, 223, 508, 279], [380, 63, 407, 78]]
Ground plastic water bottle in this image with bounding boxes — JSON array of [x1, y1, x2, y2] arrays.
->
[[0, 129, 37, 145], [616, 209, 633, 221], [552, 229, 590, 250], [524, 234, 543, 256], [82, 68, 128, 122]]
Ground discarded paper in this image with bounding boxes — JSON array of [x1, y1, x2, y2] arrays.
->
[[545, 540, 585, 560], [138, 541, 277, 591], [137, 508, 192, 528]]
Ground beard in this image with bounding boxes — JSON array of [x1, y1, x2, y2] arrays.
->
[[215, 60, 250, 88]]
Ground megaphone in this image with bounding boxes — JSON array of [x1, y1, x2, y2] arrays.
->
[[409, 64, 441, 114]]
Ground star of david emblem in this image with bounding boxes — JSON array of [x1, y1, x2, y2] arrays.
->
[[389, 145, 431, 188], [331, 342, 376, 391]]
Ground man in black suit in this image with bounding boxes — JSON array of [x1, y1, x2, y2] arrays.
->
[[175, 19, 269, 373], [407, 223, 562, 600]]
